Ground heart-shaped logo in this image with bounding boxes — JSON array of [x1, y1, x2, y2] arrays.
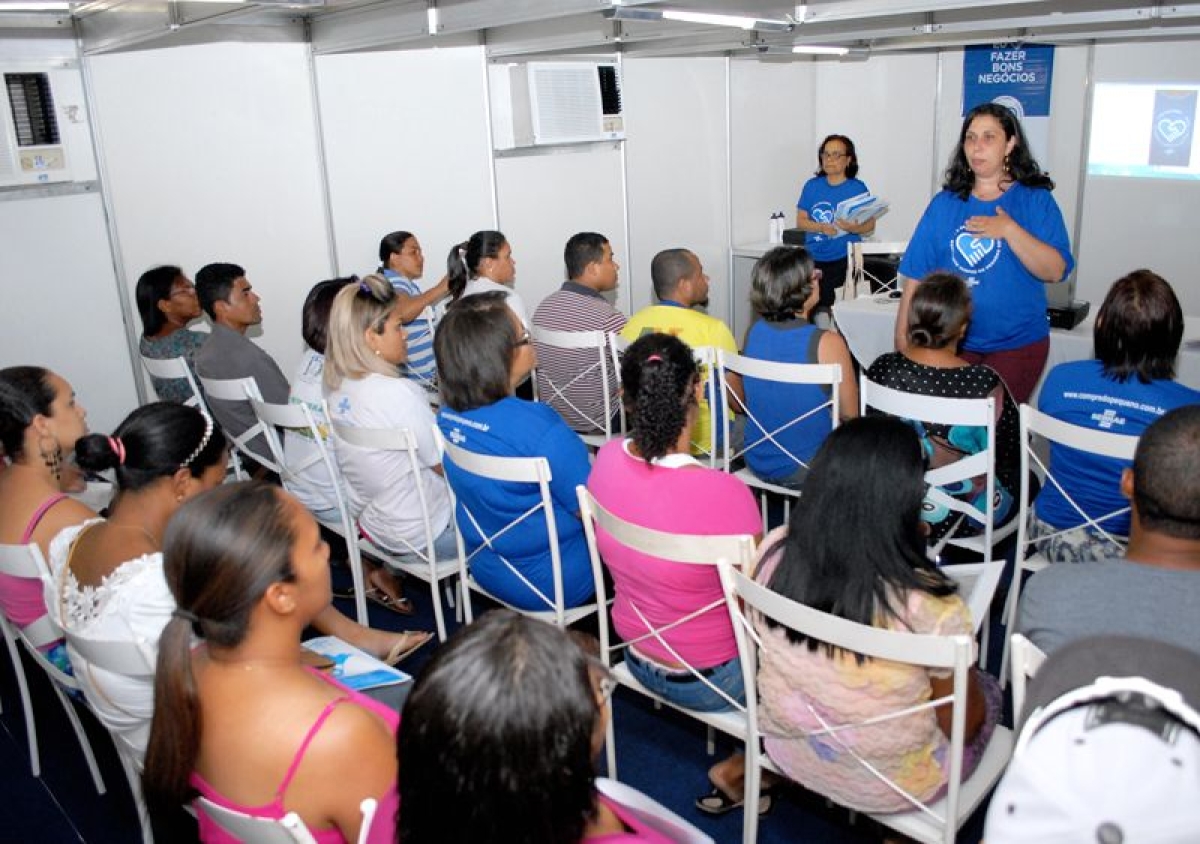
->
[[812, 205, 834, 224], [954, 232, 995, 268], [1157, 117, 1189, 145]]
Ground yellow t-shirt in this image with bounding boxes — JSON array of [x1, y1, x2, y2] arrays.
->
[[621, 305, 737, 456]]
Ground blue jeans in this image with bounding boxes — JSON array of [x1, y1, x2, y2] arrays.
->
[[624, 647, 745, 713]]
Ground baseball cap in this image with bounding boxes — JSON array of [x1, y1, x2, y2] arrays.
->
[[985, 636, 1200, 843]]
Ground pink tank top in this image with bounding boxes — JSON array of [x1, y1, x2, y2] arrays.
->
[[191, 668, 399, 844], [0, 493, 67, 629]]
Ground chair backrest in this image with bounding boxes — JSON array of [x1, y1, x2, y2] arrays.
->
[[1017, 403, 1138, 558], [594, 777, 715, 844], [846, 240, 907, 296], [716, 349, 842, 474], [719, 559, 976, 835], [438, 434, 570, 623], [196, 797, 320, 844], [577, 485, 755, 704], [861, 377, 998, 558], [198, 374, 273, 468], [0, 542, 60, 650], [62, 630, 156, 681], [691, 345, 721, 466], [139, 355, 206, 409], [1008, 633, 1047, 725], [941, 560, 1006, 635], [530, 326, 622, 437]]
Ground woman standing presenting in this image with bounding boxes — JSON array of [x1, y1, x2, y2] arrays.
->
[[895, 103, 1074, 403], [793, 134, 876, 315]]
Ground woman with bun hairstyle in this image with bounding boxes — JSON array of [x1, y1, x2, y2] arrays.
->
[[445, 230, 529, 327], [867, 273, 1019, 543], [142, 481, 398, 843], [0, 366, 92, 671], [378, 231, 450, 387]]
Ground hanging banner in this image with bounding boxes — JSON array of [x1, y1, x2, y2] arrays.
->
[[962, 44, 1056, 167]]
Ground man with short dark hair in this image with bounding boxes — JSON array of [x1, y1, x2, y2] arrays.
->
[[194, 262, 289, 457], [1019, 404, 1200, 655], [531, 232, 626, 434], [621, 248, 740, 455]]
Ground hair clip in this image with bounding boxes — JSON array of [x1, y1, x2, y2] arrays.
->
[[182, 413, 215, 469], [358, 278, 372, 294], [172, 607, 199, 624], [645, 354, 664, 364], [107, 435, 126, 466]]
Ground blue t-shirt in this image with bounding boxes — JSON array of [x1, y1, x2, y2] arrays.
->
[[899, 183, 1074, 353], [796, 176, 870, 263], [438, 397, 594, 611], [741, 319, 833, 481], [383, 269, 437, 385], [1035, 359, 1200, 534]]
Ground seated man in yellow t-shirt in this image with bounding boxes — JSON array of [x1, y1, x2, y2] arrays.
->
[[621, 248, 742, 457]]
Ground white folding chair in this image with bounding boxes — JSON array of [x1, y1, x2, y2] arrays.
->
[[691, 346, 722, 467], [1008, 633, 1047, 725], [437, 433, 599, 630], [0, 543, 106, 793], [198, 374, 271, 480], [717, 350, 842, 524], [595, 777, 714, 844], [530, 326, 623, 448], [141, 356, 245, 481], [329, 422, 459, 641], [719, 561, 1014, 844], [250, 398, 369, 627], [196, 795, 378, 844], [576, 485, 760, 779], [61, 630, 157, 843], [845, 240, 907, 298], [861, 378, 1013, 667], [999, 404, 1138, 686]]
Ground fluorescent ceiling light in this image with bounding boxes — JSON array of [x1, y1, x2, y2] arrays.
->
[[604, 6, 793, 33], [0, 2, 71, 9], [792, 45, 850, 55]]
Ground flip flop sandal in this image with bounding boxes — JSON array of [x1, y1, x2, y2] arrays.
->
[[694, 786, 774, 816], [382, 631, 434, 666], [331, 584, 357, 600], [365, 586, 415, 616]]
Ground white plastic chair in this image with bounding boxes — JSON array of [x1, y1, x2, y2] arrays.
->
[[1008, 633, 1047, 725], [197, 374, 271, 479], [999, 404, 1138, 686], [595, 777, 714, 844], [719, 560, 1014, 844], [0, 543, 106, 793], [845, 240, 907, 297], [576, 485, 759, 779], [717, 350, 842, 523], [196, 795, 378, 844], [861, 379, 1012, 666], [250, 398, 369, 627], [61, 630, 157, 843], [437, 433, 599, 630], [530, 326, 623, 449], [329, 422, 459, 641]]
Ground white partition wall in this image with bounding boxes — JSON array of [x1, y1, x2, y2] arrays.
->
[[87, 41, 332, 379], [315, 46, 496, 281]]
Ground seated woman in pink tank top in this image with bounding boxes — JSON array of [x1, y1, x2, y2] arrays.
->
[[142, 481, 399, 844], [0, 366, 94, 668]]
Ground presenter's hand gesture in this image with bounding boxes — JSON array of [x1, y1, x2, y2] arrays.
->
[[965, 206, 1017, 241]]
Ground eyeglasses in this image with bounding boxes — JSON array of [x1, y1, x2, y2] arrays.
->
[[821, 150, 848, 160], [514, 329, 532, 347], [169, 287, 198, 298], [400, 246, 423, 257]]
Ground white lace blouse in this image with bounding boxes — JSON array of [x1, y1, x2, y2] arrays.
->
[[47, 520, 175, 763]]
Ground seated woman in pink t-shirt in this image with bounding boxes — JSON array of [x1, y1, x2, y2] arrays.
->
[[142, 481, 398, 844]]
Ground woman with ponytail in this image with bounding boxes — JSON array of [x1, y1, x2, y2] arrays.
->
[[444, 230, 529, 326], [866, 272, 1020, 543], [377, 231, 450, 386], [142, 481, 398, 843]]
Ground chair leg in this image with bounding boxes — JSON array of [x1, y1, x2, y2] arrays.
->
[[998, 569, 1025, 689], [743, 748, 762, 844], [978, 610, 991, 670], [5, 633, 40, 777], [604, 705, 618, 779], [116, 746, 153, 843], [706, 724, 715, 756], [51, 684, 106, 794], [430, 579, 448, 642]]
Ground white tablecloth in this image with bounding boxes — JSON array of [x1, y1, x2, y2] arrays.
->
[[832, 294, 1200, 399]]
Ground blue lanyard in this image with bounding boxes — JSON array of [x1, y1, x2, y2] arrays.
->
[[658, 299, 688, 309]]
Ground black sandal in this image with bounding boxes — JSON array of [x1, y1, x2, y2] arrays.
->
[[695, 785, 774, 816]]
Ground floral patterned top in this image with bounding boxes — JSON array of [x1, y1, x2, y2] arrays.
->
[[139, 328, 206, 404]]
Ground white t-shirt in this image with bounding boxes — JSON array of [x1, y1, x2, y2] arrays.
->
[[325, 374, 451, 552], [283, 347, 340, 514], [462, 277, 529, 327]]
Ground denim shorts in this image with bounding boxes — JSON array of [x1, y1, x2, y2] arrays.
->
[[624, 647, 745, 713]]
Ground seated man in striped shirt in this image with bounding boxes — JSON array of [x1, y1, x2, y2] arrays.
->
[[531, 232, 627, 434]]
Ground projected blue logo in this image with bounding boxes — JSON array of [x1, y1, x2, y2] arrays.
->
[[1155, 110, 1191, 146], [951, 229, 1000, 276], [1150, 90, 1196, 167]]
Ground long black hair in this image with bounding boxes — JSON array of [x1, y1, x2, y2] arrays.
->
[[621, 333, 699, 463], [763, 416, 957, 659], [0, 366, 55, 460], [446, 230, 507, 300], [943, 102, 1054, 199]]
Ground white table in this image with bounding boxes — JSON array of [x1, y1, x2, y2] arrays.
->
[[832, 293, 1200, 399]]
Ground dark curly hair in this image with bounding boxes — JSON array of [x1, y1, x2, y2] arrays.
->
[[621, 333, 699, 463], [943, 102, 1054, 199]]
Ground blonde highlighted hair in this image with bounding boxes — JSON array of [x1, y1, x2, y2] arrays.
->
[[323, 273, 400, 390]]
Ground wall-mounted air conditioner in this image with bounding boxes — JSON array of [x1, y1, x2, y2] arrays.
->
[[490, 61, 624, 151], [0, 69, 76, 187]]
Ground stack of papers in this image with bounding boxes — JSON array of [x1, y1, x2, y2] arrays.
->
[[303, 635, 413, 709], [830, 192, 890, 237]]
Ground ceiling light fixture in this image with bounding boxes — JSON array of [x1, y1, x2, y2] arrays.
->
[[603, 6, 793, 33], [792, 45, 850, 55]]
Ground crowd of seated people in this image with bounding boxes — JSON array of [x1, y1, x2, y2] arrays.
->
[[4, 216, 1198, 843]]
